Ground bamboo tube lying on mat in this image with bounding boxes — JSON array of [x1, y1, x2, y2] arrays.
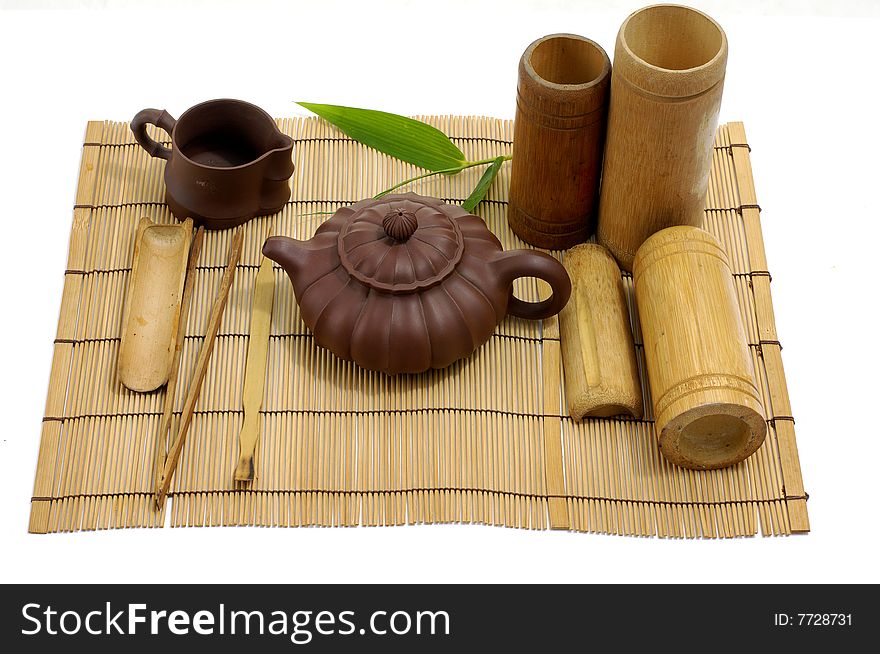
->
[[508, 33, 611, 249], [155, 228, 244, 508], [597, 4, 728, 271], [633, 226, 766, 470], [559, 244, 642, 419]]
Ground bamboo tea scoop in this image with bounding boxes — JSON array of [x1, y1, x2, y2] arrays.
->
[[118, 217, 193, 391], [152, 227, 205, 494], [234, 251, 275, 482], [155, 228, 244, 508]]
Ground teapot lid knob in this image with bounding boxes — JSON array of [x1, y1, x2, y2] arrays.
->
[[382, 208, 418, 242]]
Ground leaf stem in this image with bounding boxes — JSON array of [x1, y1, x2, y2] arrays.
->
[[373, 155, 512, 199]]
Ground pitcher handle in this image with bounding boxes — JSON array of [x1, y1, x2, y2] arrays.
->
[[131, 109, 176, 160], [491, 249, 572, 321]]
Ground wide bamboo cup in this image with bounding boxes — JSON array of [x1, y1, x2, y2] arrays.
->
[[508, 34, 611, 249], [559, 244, 643, 419], [633, 226, 765, 469], [597, 4, 728, 271]]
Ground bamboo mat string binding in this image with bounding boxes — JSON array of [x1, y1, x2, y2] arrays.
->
[[29, 118, 809, 537]]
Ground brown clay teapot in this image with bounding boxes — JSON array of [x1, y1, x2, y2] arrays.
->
[[263, 193, 571, 374]]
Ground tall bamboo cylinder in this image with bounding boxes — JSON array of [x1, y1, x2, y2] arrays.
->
[[559, 244, 643, 419], [508, 34, 611, 249], [633, 226, 765, 470], [597, 4, 728, 271]]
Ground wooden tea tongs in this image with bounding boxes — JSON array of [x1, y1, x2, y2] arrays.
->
[[155, 227, 245, 509]]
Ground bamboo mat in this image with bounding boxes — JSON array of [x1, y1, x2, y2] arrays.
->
[[29, 117, 809, 537]]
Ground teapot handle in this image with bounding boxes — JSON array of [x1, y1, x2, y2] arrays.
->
[[131, 108, 176, 160], [491, 249, 572, 321]]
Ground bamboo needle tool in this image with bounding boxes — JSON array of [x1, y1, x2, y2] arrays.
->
[[30, 117, 808, 537], [234, 231, 276, 482]]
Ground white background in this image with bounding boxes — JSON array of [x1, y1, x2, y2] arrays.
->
[[1, 0, 878, 584]]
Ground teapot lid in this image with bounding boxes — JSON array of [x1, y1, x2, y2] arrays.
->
[[337, 194, 465, 294]]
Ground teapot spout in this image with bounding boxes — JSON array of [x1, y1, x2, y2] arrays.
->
[[263, 235, 310, 278], [262, 233, 339, 293]]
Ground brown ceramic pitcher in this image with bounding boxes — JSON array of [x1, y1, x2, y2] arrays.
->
[[131, 99, 294, 229]]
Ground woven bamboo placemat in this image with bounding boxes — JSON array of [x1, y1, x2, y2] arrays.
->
[[29, 117, 808, 537]]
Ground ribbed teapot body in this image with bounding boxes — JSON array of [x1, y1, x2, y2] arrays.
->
[[273, 194, 511, 374]]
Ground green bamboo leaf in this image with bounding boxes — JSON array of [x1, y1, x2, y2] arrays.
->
[[298, 102, 467, 173], [461, 156, 506, 213]]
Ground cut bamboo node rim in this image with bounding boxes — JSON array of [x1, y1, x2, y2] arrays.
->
[[559, 244, 643, 419], [633, 226, 766, 470], [508, 33, 611, 249], [597, 4, 728, 271]]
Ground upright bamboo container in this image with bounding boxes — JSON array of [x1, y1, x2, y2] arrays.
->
[[633, 226, 765, 470], [508, 34, 611, 249], [559, 244, 642, 419], [597, 4, 728, 271]]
